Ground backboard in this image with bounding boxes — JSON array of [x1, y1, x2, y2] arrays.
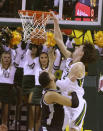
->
[[0, 0, 103, 30], [55, 0, 103, 30], [0, 0, 57, 27]]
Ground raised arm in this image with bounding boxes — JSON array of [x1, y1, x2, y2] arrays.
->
[[48, 48, 55, 73], [51, 11, 72, 59]]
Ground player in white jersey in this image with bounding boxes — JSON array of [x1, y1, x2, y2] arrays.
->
[[51, 11, 97, 131], [51, 11, 96, 65], [0, 47, 22, 129], [56, 62, 87, 131], [48, 48, 86, 131]]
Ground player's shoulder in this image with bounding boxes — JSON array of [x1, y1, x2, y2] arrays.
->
[[72, 62, 85, 69], [70, 62, 85, 79]]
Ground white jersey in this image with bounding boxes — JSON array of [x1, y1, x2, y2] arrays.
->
[[61, 58, 72, 80], [56, 77, 86, 131], [56, 77, 84, 97], [56, 59, 85, 98], [60, 59, 66, 71], [0, 45, 24, 84], [56, 59, 86, 131], [17, 42, 30, 68], [61, 58, 84, 88], [16, 48, 27, 68], [18, 53, 26, 68], [0, 64, 16, 84], [35, 64, 48, 86], [56, 58, 85, 97], [23, 55, 39, 76], [23, 49, 39, 75], [0, 46, 23, 84]]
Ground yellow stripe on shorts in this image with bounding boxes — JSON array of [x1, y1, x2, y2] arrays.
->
[[74, 104, 86, 126]]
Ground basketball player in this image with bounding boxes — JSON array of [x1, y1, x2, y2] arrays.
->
[[48, 47, 86, 131], [38, 48, 79, 131], [51, 11, 97, 131], [51, 11, 96, 66], [56, 62, 87, 131], [39, 71, 79, 131]]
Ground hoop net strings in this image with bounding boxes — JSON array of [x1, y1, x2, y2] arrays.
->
[[19, 12, 51, 42]]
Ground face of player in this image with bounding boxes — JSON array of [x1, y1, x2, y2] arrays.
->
[[72, 45, 84, 59], [40, 53, 48, 68], [2, 53, 11, 66]]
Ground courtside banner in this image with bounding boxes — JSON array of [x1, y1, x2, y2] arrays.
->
[[75, 2, 91, 21]]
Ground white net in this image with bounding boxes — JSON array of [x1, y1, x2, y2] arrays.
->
[[18, 11, 51, 44]]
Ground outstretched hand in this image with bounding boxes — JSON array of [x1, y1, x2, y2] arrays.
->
[[50, 11, 59, 23]]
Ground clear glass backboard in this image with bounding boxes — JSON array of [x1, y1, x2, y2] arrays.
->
[[0, 0, 102, 30]]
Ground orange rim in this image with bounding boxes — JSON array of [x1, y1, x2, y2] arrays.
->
[[18, 10, 52, 17]]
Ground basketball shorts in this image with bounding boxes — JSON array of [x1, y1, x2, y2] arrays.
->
[[64, 97, 87, 131]]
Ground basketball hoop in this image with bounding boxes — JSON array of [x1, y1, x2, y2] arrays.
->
[[18, 10, 51, 45]]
